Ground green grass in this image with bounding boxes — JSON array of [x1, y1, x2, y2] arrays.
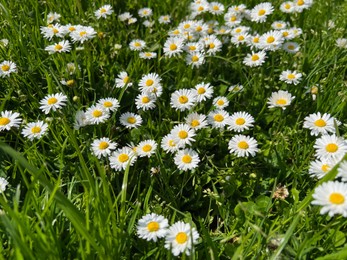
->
[[1, 0, 347, 258]]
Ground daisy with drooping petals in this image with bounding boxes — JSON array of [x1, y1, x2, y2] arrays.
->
[[119, 112, 142, 129], [109, 147, 137, 171], [94, 5, 113, 19], [85, 105, 110, 125], [46, 12, 61, 24], [22, 121, 49, 141], [250, 2, 274, 23], [207, 109, 231, 129], [161, 134, 181, 153], [309, 159, 338, 179], [135, 93, 156, 111], [39, 93, 68, 114], [279, 70, 302, 85], [194, 82, 214, 102], [70, 26, 96, 43], [267, 90, 295, 110], [165, 221, 199, 256], [97, 98, 120, 112], [115, 71, 132, 88], [137, 139, 157, 158], [137, 213, 169, 242], [314, 134, 347, 161], [312, 181, 347, 217], [243, 51, 267, 67], [303, 112, 338, 136], [129, 39, 146, 51], [0, 60, 17, 77], [228, 112, 255, 132], [174, 149, 200, 171], [185, 112, 208, 130], [228, 135, 259, 157], [170, 124, 196, 147], [91, 137, 117, 159], [170, 89, 197, 111], [0, 110, 22, 131]]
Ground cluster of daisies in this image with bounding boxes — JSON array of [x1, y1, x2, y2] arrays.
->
[[137, 213, 199, 256], [301, 112, 347, 217]]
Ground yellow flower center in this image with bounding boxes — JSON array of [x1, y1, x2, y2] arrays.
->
[[189, 46, 196, 51], [182, 155, 192, 163], [285, 3, 291, 9], [178, 130, 188, 139], [236, 118, 245, 125], [127, 117, 136, 124], [288, 45, 295, 50], [197, 87, 206, 94], [311, 86, 318, 94], [147, 221, 159, 232], [326, 143, 338, 153], [183, 24, 190, 29], [297, 0, 304, 6], [103, 101, 113, 107], [329, 192, 345, 205], [238, 141, 249, 149], [179, 96, 188, 104], [145, 79, 154, 86], [1, 65, 10, 71], [196, 26, 202, 32], [69, 26, 76, 32], [145, 52, 152, 57], [191, 120, 200, 127], [198, 6, 204, 11], [67, 79, 75, 86], [253, 37, 259, 43], [99, 141, 109, 150], [321, 164, 330, 173], [267, 36, 275, 43], [175, 232, 188, 244], [230, 16, 237, 22], [276, 99, 287, 105], [173, 30, 180, 35], [92, 110, 102, 118], [79, 31, 87, 37], [100, 8, 107, 13], [31, 126, 41, 134], [238, 35, 244, 41], [118, 154, 129, 163], [169, 140, 175, 147], [314, 119, 326, 127], [283, 31, 289, 37], [53, 28, 59, 34], [0, 117, 10, 125], [251, 54, 259, 61], [235, 28, 241, 33], [287, 74, 295, 79], [258, 9, 266, 16], [134, 42, 141, 47], [170, 44, 177, 51], [192, 55, 199, 62], [47, 97, 58, 105], [142, 96, 150, 103], [217, 99, 225, 106], [214, 114, 224, 122], [54, 44, 63, 51], [123, 76, 129, 84], [213, 5, 219, 11], [209, 43, 215, 49], [142, 144, 152, 152]]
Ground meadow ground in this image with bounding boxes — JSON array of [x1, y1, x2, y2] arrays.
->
[[1, 0, 347, 259]]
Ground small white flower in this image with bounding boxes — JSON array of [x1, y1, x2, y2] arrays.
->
[[91, 137, 117, 159], [228, 135, 259, 157], [161, 134, 180, 153], [39, 93, 68, 114], [243, 51, 267, 67], [119, 112, 142, 129], [0, 60, 17, 77], [170, 124, 196, 147], [279, 70, 302, 85], [137, 213, 169, 242], [194, 82, 214, 102], [174, 149, 200, 171], [267, 90, 295, 110], [85, 105, 110, 125], [185, 112, 208, 130], [129, 39, 146, 51], [170, 89, 197, 111], [109, 147, 137, 171], [309, 159, 338, 179], [115, 71, 132, 88], [94, 5, 113, 19], [0, 110, 22, 131], [314, 134, 347, 161], [250, 2, 274, 23], [228, 112, 255, 132], [0, 177, 9, 193], [21, 121, 49, 141], [137, 139, 157, 158], [207, 109, 231, 129], [97, 98, 120, 112], [70, 26, 96, 43], [303, 112, 339, 136]]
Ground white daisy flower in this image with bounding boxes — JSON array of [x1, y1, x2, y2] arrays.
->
[[119, 112, 142, 129], [63, 24, 78, 34], [224, 12, 242, 27], [161, 134, 180, 153], [118, 12, 132, 22], [46, 12, 61, 24], [230, 26, 250, 36], [97, 98, 120, 112], [229, 84, 244, 93], [109, 147, 137, 171], [165, 221, 199, 256], [271, 21, 288, 30], [279, 70, 302, 85], [185, 112, 208, 130], [243, 50, 267, 67], [139, 52, 157, 59], [228, 135, 259, 157], [303, 112, 338, 136], [137, 213, 169, 242], [250, 2, 274, 23], [194, 82, 214, 102], [231, 33, 250, 46], [91, 137, 117, 159], [337, 161, 347, 182], [283, 42, 300, 53], [248, 34, 262, 50], [0, 110, 22, 131], [204, 35, 222, 55], [294, 0, 313, 13], [115, 71, 132, 88], [40, 23, 67, 40], [312, 181, 347, 217], [290, 27, 303, 38], [163, 37, 185, 58], [267, 90, 295, 110], [21, 121, 49, 141], [213, 96, 229, 109], [192, 20, 209, 36], [281, 29, 296, 40], [139, 73, 162, 94], [186, 52, 205, 67], [207, 109, 231, 129], [184, 42, 204, 54], [174, 148, 200, 171], [129, 39, 146, 51], [170, 89, 197, 111], [280, 1, 295, 13], [94, 5, 113, 19], [158, 15, 171, 24], [70, 26, 96, 43], [228, 112, 255, 132], [136, 93, 156, 111], [138, 7, 153, 18], [137, 139, 157, 158], [170, 124, 196, 147], [190, 2, 210, 17], [0, 177, 9, 193], [314, 134, 347, 161], [259, 30, 284, 51], [336, 38, 347, 49], [0, 60, 17, 77], [209, 2, 225, 15], [85, 105, 110, 125], [309, 159, 338, 179], [39, 93, 68, 114]]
